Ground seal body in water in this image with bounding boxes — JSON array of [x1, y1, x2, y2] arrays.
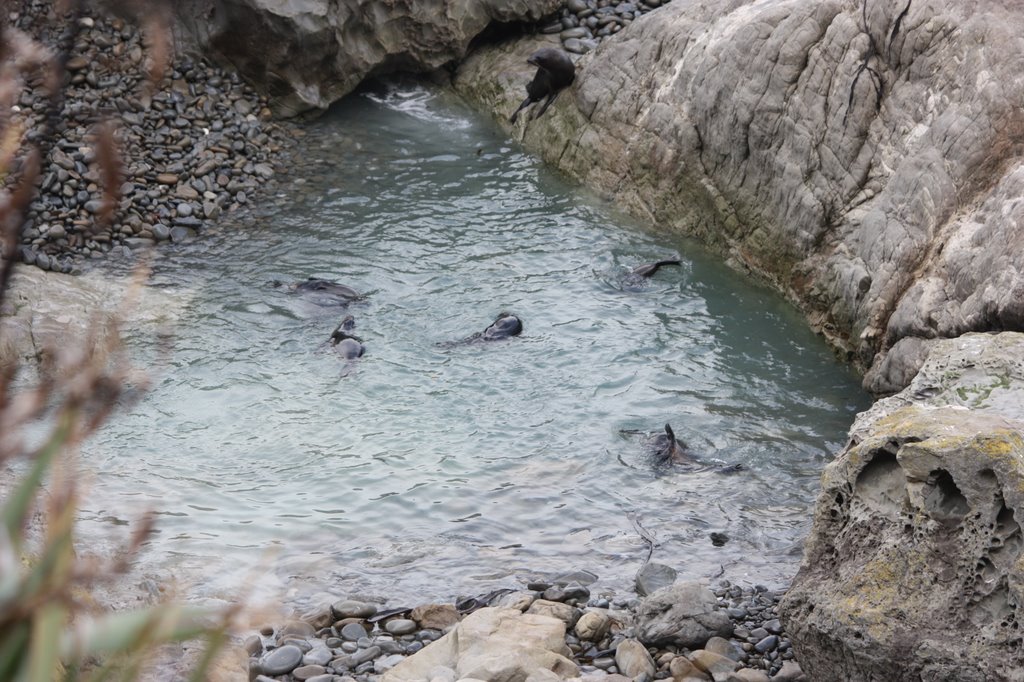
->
[[631, 259, 682, 278], [649, 423, 693, 464], [623, 424, 745, 473], [481, 312, 523, 341], [510, 48, 576, 123], [330, 315, 365, 359], [442, 312, 523, 346], [273, 277, 361, 306]]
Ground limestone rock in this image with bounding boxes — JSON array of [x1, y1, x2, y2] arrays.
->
[[687, 650, 739, 682], [381, 607, 578, 682], [780, 333, 1024, 680], [574, 610, 611, 641], [636, 582, 733, 648], [614, 639, 656, 678], [173, 0, 560, 116], [454, 2, 1024, 394], [669, 654, 710, 681], [411, 603, 461, 631], [526, 599, 581, 628]]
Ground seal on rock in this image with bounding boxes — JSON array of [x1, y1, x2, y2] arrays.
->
[[510, 48, 576, 123], [329, 315, 365, 359]]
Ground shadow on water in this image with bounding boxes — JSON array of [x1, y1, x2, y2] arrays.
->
[[79, 80, 870, 607]]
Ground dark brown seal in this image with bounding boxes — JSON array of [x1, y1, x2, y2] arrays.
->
[[510, 48, 576, 123], [631, 259, 682, 278]]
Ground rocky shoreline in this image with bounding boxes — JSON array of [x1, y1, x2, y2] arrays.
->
[[5, 0, 296, 273], [247, 576, 806, 682]]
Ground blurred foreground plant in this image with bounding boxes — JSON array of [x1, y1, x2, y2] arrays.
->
[[1, 3, 236, 679]]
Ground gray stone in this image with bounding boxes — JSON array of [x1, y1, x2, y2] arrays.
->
[[303, 647, 333, 666], [339, 622, 367, 641], [151, 223, 171, 241], [635, 562, 677, 596], [259, 644, 303, 676], [753, 635, 778, 654], [385, 619, 418, 636], [292, 664, 326, 681], [636, 582, 733, 648]]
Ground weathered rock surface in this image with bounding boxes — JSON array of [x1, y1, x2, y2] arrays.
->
[[453, 1, 1024, 394], [779, 332, 1024, 681], [636, 581, 733, 648], [0, 267, 190, 373], [172, 0, 561, 117], [380, 606, 578, 682]]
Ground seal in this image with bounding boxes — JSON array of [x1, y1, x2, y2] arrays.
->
[[441, 312, 523, 347], [621, 424, 746, 473], [329, 315, 365, 359], [510, 48, 576, 123], [481, 312, 523, 341], [631, 259, 682, 278], [649, 423, 693, 464], [273, 277, 361, 306]]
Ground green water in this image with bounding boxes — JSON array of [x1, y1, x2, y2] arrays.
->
[[80, 84, 869, 606]]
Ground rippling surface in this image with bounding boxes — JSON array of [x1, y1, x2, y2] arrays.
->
[[79, 85, 869, 606]]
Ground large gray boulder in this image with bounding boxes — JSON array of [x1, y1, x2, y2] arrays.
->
[[636, 581, 733, 648], [779, 332, 1024, 681], [380, 606, 578, 682], [453, 0, 1024, 394], [172, 0, 560, 116]]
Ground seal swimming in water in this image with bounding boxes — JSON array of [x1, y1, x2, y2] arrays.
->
[[272, 277, 361, 306], [648, 423, 693, 464], [441, 312, 523, 346], [329, 315, 365, 359], [631, 259, 682, 278], [510, 48, 576, 123], [620, 424, 745, 473]]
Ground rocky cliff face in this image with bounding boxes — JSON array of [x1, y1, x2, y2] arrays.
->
[[778, 332, 1024, 680], [452, 0, 1024, 395], [171, 0, 560, 117]]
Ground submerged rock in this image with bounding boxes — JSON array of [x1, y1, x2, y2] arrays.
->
[[780, 332, 1024, 681]]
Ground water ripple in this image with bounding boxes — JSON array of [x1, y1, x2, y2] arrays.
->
[[78, 84, 869, 607]]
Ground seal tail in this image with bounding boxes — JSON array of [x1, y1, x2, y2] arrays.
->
[[664, 424, 675, 441]]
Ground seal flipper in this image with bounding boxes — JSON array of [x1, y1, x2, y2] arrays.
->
[[632, 259, 683, 278]]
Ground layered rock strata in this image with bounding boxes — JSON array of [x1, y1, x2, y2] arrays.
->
[[779, 332, 1024, 680], [171, 0, 562, 117], [452, 0, 1024, 394]]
